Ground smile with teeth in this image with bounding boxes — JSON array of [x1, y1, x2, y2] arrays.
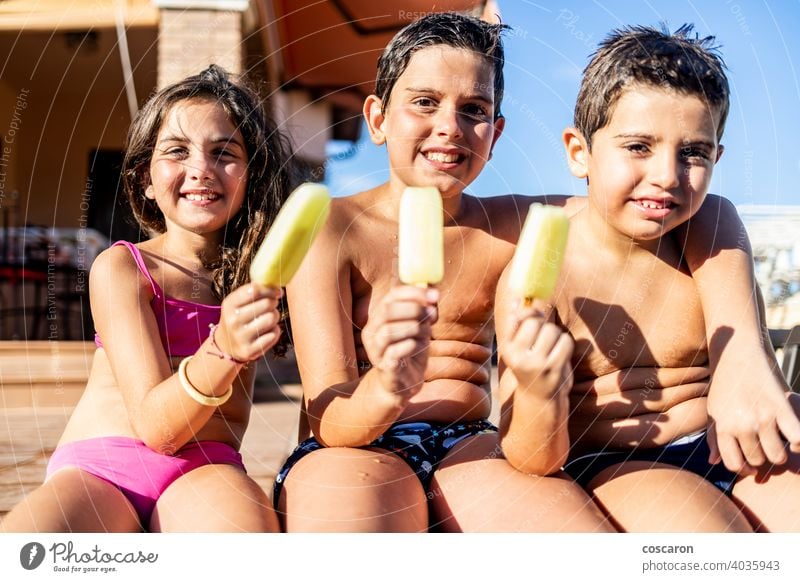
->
[[424, 151, 463, 163], [636, 199, 673, 210], [184, 191, 220, 202]]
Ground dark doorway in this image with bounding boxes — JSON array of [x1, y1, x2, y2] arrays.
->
[[86, 149, 142, 243]]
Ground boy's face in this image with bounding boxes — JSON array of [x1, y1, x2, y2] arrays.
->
[[364, 45, 504, 199], [566, 85, 723, 241]]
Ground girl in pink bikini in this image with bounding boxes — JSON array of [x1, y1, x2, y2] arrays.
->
[[1, 65, 294, 532]]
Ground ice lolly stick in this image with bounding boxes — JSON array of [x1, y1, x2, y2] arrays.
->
[[398, 186, 444, 286], [249, 182, 331, 287], [508, 203, 569, 305]]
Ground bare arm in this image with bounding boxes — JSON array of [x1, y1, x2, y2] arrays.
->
[[91, 246, 281, 453], [495, 266, 573, 475], [680, 195, 767, 355], [680, 195, 800, 470], [286, 210, 436, 447]]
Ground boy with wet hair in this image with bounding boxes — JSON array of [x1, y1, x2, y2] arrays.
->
[[498, 24, 800, 532], [574, 24, 729, 144], [373, 11, 507, 118], [276, 11, 612, 532]]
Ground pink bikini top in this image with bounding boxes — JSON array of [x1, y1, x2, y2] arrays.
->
[[94, 241, 221, 357]]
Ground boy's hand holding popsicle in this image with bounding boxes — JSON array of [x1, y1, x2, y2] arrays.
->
[[498, 203, 574, 475], [362, 187, 442, 405], [502, 204, 572, 397]]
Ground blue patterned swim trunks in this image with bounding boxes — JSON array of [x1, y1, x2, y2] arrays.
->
[[564, 431, 737, 494], [273, 419, 497, 506]]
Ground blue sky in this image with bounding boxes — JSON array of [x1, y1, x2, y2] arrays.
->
[[325, 0, 800, 207]]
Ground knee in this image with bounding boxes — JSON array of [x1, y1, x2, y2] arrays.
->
[[280, 447, 428, 532], [287, 446, 422, 491]]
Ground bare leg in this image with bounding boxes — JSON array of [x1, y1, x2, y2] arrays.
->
[[430, 433, 614, 532], [732, 454, 800, 531], [732, 398, 800, 531], [0, 469, 141, 533], [278, 447, 427, 532], [150, 464, 278, 532], [588, 461, 752, 532]]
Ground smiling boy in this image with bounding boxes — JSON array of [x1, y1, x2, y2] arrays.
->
[[499, 25, 800, 532], [276, 12, 611, 532]]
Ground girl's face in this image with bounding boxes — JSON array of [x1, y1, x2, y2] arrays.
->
[[146, 98, 248, 238], [365, 45, 504, 200]]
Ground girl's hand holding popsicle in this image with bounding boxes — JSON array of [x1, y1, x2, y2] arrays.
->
[[216, 183, 332, 363]]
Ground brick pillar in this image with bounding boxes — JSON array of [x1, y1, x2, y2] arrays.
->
[[157, 6, 244, 88]]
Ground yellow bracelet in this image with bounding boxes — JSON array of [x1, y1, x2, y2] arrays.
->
[[177, 356, 233, 407]]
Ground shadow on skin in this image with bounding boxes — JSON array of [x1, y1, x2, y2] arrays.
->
[[570, 299, 663, 448], [569, 300, 733, 451], [706, 325, 734, 375], [673, 195, 745, 268]]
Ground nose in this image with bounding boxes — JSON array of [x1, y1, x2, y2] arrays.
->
[[434, 106, 463, 139], [186, 150, 215, 185], [649, 150, 681, 190]]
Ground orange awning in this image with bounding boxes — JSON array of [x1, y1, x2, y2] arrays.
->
[[0, 0, 159, 32], [262, 0, 498, 101]]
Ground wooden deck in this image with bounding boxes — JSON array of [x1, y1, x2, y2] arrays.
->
[[0, 390, 303, 519], [0, 340, 304, 519], [0, 340, 501, 522]]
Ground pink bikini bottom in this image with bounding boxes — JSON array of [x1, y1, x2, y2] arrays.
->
[[46, 436, 244, 526]]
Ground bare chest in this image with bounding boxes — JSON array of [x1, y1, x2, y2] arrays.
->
[[350, 226, 515, 343], [558, 252, 708, 379]]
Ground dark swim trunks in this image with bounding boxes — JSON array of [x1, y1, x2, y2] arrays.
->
[[273, 419, 497, 506], [563, 431, 738, 494]]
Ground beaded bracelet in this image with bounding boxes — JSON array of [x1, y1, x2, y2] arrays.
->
[[207, 324, 248, 365], [178, 356, 233, 407]]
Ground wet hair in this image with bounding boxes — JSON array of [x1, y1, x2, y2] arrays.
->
[[122, 64, 296, 355], [575, 24, 730, 147], [374, 11, 508, 118]]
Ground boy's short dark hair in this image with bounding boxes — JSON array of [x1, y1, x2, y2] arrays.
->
[[575, 24, 730, 147], [375, 12, 508, 118]]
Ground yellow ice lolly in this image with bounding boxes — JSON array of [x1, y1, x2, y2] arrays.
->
[[249, 182, 331, 287], [508, 203, 569, 303], [398, 186, 444, 286]]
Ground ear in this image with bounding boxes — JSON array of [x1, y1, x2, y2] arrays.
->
[[145, 184, 156, 200], [563, 127, 590, 179], [715, 143, 724, 163], [363, 94, 387, 146], [489, 115, 505, 154]]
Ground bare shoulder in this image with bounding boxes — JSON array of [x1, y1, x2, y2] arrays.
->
[[562, 195, 588, 217], [475, 194, 585, 218], [328, 192, 362, 223], [461, 194, 580, 240], [462, 194, 530, 235], [326, 189, 384, 235], [89, 243, 152, 299], [697, 193, 736, 214], [289, 190, 382, 284], [325, 187, 395, 249]]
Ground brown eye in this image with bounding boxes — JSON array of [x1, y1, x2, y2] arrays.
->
[[413, 98, 436, 109], [624, 143, 649, 154], [461, 104, 489, 121], [164, 147, 188, 158], [680, 146, 709, 160]]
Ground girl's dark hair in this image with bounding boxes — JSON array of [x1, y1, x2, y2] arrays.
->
[[123, 65, 296, 355], [375, 12, 508, 118]]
